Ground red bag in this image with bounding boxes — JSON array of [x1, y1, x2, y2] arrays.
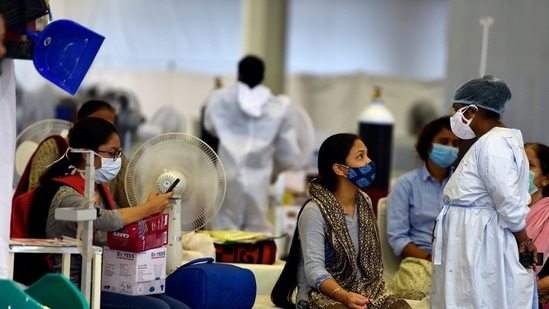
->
[[214, 240, 277, 264]]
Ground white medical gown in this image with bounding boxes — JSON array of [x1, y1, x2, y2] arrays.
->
[[204, 82, 300, 233], [431, 127, 535, 308]]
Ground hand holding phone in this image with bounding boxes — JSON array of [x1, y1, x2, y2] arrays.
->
[[519, 252, 543, 267], [166, 178, 180, 193]]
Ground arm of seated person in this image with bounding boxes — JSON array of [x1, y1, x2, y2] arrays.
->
[[117, 190, 173, 225], [539, 276, 549, 294], [401, 243, 431, 261], [319, 278, 370, 307]]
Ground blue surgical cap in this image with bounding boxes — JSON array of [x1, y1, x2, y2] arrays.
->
[[452, 75, 512, 114]]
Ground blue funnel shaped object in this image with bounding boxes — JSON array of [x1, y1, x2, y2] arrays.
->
[[27, 19, 105, 95]]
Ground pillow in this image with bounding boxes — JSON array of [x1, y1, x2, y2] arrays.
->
[[386, 257, 432, 300]]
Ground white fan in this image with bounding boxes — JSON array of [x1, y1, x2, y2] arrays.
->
[[151, 105, 186, 133], [14, 119, 72, 188], [125, 133, 225, 274], [135, 105, 186, 143]]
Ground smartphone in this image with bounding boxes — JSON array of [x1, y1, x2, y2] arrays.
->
[[519, 252, 544, 267], [166, 178, 180, 193]]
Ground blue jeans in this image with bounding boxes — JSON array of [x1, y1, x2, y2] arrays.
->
[[100, 291, 190, 309]]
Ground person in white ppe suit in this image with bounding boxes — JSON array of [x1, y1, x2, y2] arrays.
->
[[204, 55, 300, 234], [430, 75, 538, 308]]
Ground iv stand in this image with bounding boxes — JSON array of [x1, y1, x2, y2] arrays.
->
[[479, 16, 494, 77], [54, 150, 97, 306]]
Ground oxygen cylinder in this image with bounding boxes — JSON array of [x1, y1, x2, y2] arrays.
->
[[358, 86, 394, 213]]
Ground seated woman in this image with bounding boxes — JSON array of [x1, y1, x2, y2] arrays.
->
[[34, 117, 189, 309], [271, 133, 411, 309], [385, 116, 459, 300], [13, 99, 130, 208], [524, 142, 549, 308]]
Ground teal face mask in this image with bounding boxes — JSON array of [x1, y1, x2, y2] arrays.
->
[[429, 143, 459, 168], [529, 170, 539, 195]]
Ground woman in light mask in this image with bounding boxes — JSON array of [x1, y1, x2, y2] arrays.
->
[[431, 75, 537, 308], [271, 133, 411, 309], [524, 143, 549, 308], [525, 143, 549, 207], [32, 117, 189, 309], [385, 116, 459, 300]]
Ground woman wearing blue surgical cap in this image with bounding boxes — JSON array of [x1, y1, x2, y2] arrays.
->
[[431, 75, 538, 308], [385, 116, 459, 300]]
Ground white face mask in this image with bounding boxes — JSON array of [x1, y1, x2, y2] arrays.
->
[[95, 157, 122, 183], [450, 105, 477, 140]]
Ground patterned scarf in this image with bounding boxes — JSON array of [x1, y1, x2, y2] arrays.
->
[[307, 182, 409, 309]]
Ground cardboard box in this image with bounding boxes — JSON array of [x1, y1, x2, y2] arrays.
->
[[107, 212, 168, 252], [102, 247, 167, 295]]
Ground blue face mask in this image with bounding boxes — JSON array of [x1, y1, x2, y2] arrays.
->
[[341, 161, 376, 189], [429, 143, 459, 168], [529, 170, 539, 195]]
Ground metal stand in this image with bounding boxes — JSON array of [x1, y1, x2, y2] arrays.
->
[[166, 198, 182, 275], [8, 241, 103, 309], [54, 150, 97, 307]]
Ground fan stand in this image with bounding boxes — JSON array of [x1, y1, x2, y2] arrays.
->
[[53, 150, 97, 307], [167, 197, 183, 274]]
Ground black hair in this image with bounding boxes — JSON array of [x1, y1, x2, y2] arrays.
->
[[525, 142, 549, 198], [271, 133, 360, 308], [271, 200, 308, 309], [313, 133, 360, 192], [77, 99, 115, 120], [479, 107, 501, 121], [415, 116, 452, 162], [238, 55, 265, 88], [40, 117, 118, 183]]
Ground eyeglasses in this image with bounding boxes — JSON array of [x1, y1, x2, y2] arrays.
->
[[96, 149, 123, 161]]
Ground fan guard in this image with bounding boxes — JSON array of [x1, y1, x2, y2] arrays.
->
[[125, 133, 225, 232], [14, 119, 72, 188], [150, 105, 186, 133], [135, 105, 186, 149]]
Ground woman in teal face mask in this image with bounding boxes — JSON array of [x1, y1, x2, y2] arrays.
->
[[385, 116, 459, 300], [524, 142, 549, 308]]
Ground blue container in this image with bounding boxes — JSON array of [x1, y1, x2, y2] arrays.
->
[[27, 19, 105, 95]]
